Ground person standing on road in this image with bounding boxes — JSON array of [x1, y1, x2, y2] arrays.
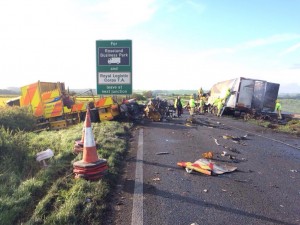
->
[[217, 98, 224, 117], [189, 95, 196, 115], [224, 88, 231, 103], [199, 96, 205, 113], [275, 99, 282, 120], [212, 97, 220, 115], [198, 87, 204, 99], [174, 96, 183, 117]]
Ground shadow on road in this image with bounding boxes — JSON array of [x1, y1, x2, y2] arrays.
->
[[123, 179, 296, 225]]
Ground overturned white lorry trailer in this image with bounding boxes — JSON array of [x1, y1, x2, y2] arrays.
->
[[208, 77, 280, 114]]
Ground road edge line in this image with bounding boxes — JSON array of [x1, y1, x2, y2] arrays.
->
[[131, 128, 143, 225]]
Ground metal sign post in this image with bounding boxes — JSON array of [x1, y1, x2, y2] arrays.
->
[[96, 40, 132, 95]]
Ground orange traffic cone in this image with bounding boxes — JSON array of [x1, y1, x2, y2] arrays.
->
[[82, 108, 99, 163], [73, 108, 108, 180]]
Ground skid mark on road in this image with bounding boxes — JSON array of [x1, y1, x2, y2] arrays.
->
[[131, 129, 144, 225]]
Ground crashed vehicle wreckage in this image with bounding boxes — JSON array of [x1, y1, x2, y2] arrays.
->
[[144, 98, 176, 121], [207, 77, 280, 118]]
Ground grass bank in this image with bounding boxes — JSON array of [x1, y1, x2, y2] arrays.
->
[[280, 99, 300, 114], [249, 118, 300, 136], [0, 117, 132, 224]]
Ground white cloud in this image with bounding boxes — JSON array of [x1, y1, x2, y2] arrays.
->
[[0, 0, 299, 92], [279, 42, 300, 56], [83, 0, 157, 30], [187, 0, 206, 13], [132, 34, 300, 91], [0, 0, 158, 89], [186, 34, 300, 59], [239, 34, 300, 49], [164, 0, 205, 14]]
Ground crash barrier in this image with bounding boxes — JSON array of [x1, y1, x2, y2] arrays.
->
[[73, 108, 108, 181]]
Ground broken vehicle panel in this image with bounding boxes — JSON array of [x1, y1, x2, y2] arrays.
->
[[208, 77, 280, 113]]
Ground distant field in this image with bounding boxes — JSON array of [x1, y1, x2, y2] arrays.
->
[[0, 95, 19, 106], [281, 99, 300, 114]]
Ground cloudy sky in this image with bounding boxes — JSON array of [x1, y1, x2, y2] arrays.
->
[[0, 0, 299, 92]]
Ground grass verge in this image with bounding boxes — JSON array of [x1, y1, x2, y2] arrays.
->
[[0, 120, 132, 225]]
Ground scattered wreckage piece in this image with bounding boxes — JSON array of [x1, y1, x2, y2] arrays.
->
[[177, 158, 237, 176], [156, 152, 170, 155], [177, 161, 212, 176], [144, 98, 176, 121], [202, 151, 214, 159], [36, 148, 54, 167], [214, 138, 220, 146]]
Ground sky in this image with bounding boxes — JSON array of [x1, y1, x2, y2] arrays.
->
[[0, 0, 300, 92]]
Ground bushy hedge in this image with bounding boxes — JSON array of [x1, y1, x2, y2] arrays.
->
[[0, 106, 36, 131]]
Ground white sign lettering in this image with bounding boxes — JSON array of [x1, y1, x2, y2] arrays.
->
[[98, 72, 131, 84]]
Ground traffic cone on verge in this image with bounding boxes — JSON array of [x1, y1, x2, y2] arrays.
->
[[73, 108, 108, 181], [82, 109, 98, 162], [73, 123, 85, 153]]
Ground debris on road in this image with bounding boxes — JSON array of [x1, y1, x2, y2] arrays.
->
[[152, 177, 161, 181], [223, 135, 233, 139], [221, 151, 227, 156], [177, 158, 237, 176], [177, 161, 212, 175], [202, 151, 214, 159], [214, 138, 220, 146], [234, 179, 249, 183], [156, 152, 170, 155], [228, 148, 240, 154], [222, 134, 249, 144]]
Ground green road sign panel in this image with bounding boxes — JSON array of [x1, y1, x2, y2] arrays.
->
[[96, 40, 132, 95]]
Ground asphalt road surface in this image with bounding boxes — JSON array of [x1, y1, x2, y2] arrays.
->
[[107, 111, 300, 225]]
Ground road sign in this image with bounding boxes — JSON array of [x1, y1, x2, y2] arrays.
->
[[96, 40, 132, 95]]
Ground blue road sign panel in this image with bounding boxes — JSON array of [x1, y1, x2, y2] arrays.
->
[[98, 47, 130, 66]]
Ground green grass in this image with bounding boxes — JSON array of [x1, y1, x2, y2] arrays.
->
[[279, 99, 300, 114], [0, 106, 36, 131], [249, 118, 300, 136], [0, 111, 132, 225], [0, 95, 19, 106]]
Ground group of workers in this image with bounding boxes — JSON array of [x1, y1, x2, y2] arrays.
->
[[173, 94, 206, 117], [174, 95, 197, 117], [173, 89, 229, 117], [202, 87, 232, 117], [173, 87, 283, 120]]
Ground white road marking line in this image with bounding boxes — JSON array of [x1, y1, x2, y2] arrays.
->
[[131, 129, 144, 225]]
